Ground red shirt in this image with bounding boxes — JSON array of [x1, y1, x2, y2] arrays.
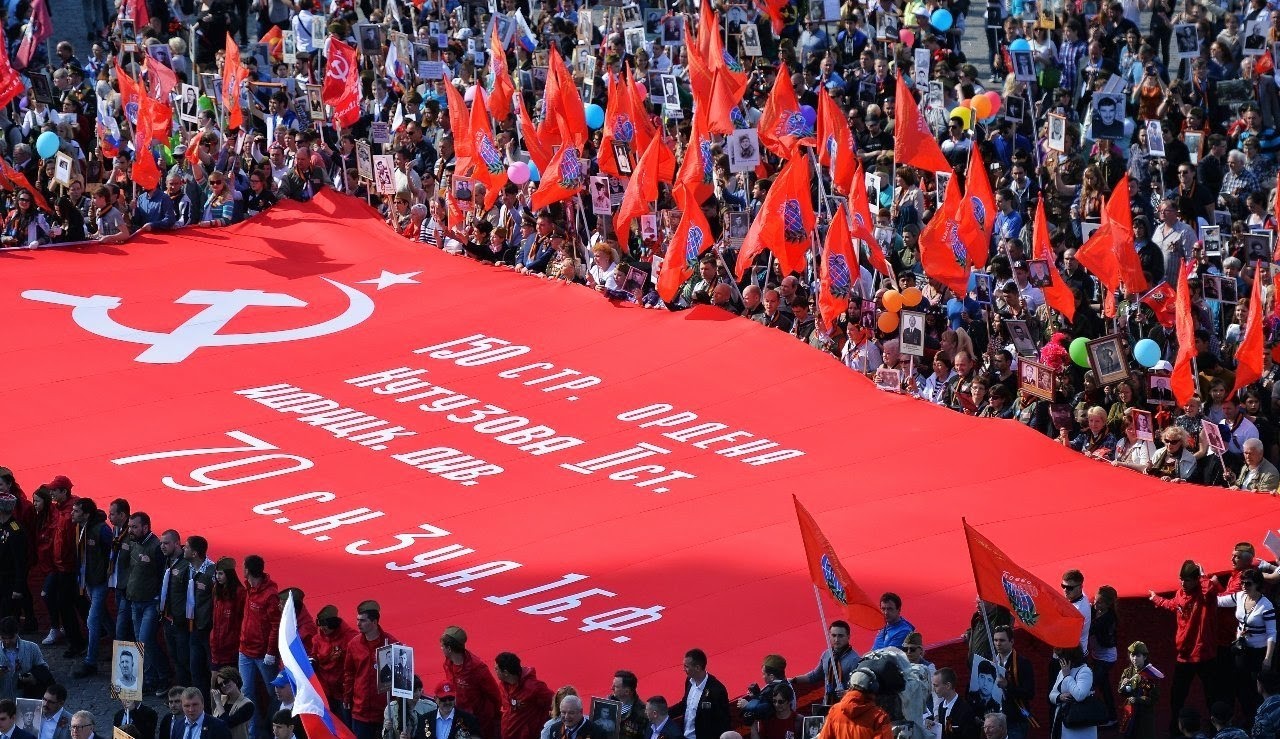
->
[[1151, 576, 1221, 662]]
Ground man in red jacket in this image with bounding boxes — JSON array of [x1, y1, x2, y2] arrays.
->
[[1150, 559, 1221, 736], [343, 600, 398, 739], [496, 651, 553, 739], [441, 626, 502, 739], [46, 476, 85, 658], [311, 604, 357, 726], [239, 555, 281, 739]]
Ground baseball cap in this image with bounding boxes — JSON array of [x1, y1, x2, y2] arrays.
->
[[435, 681, 457, 699], [47, 475, 73, 490]]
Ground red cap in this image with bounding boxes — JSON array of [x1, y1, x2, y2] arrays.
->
[[47, 475, 73, 491], [435, 682, 456, 698]]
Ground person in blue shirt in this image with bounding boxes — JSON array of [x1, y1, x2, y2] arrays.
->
[[992, 190, 1025, 248], [870, 592, 915, 650]]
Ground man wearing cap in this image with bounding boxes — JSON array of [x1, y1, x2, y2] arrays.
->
[[344, 601, 398, 739], [45, 478, 84, 659], [311, 605, 356, 725], [494, 652, 552, 739], [270, 673, 295, 711], [238, 555, 281, 739], [793, 621, 861, 705], [440, 627, 501, 739], [815, 667, 892, 739], [1149, 560, 1220, 736], [0, 494, 27, 626], [412, 682, 478, 739]]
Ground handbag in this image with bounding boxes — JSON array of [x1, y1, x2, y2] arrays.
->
[[1062, 693, 1108, 729]]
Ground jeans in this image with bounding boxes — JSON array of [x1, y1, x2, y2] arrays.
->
[[163, 617, 192, 687], [239, 652, 278, 739], [190, 627, 212, 702], [115, 589, 135, 642], [84, 582, 112, 663], [131, 598, 167, 687]]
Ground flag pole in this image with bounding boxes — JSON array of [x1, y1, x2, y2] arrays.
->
[[976, 596, 999, 663], [810, 584, 836, 696]]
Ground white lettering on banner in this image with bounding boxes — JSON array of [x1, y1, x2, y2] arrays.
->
[[112, 430, 315, 491], [237, 383, 417, 451], [560, 443, 697, 494], [414, 334, 602, 398], [616, 404, 807, 466]]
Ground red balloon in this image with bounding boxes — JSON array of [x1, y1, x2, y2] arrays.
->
[[984, 91, 1003, 116]]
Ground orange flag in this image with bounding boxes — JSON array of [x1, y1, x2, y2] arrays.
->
[[757, 68, 814, 160], [918, 168, 978, 296], [673, 108, 715, 207], [964, 143, 997, 243], [515, 95, 550, 173], [222, 34, 247, 129], [599, 72, 642, 180], [488, 23, 515, 123], [530, 142, 587, 211], [706, 17, 748, 103], [1033, 198, 1076, 322], [657, 188, 715, 303], [819, 206, 859, 328], [132, 95, 163, 191], [0, 159, 48, 211], [614, 135, 662, 239], [685, 23, 713, 114], [893, 73, 950, 173], [793, 496, 882, 631], [466, 88, 508, 211], [757, 0, 788, 35], [817, 87, 855, 195], [847, 159, 892, 278], [697, 0, 716, 63], [1172, 261, 1197, 406], [736, 156, 814, 278], [114, 61, 142, 125], [260, 26, 283, 62], [1104, 175, 1148, 294], [443, 78, 473, 171], [546, 46, 587, 149], [1075, 223, 1122, 293], [1231, 263, 1264, 398], [963, 519, 1086, 649]]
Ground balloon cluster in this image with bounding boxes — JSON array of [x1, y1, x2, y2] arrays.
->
[[877, 287, 924, 333], [949, 91, 1004, 130]]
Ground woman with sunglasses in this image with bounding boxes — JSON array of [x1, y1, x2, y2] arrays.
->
[[198, 172, 236, 228], [0, 190, 50, 248], [1143, 426, 1196, 481], [748, 681, 798, 739], [1218, 569, 1275, 721]]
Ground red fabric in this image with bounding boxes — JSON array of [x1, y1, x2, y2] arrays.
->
[[239, 574, 282, 659], [443, 650, 503, 739], [211, 587, 246, 665], [291, 601, 319, 654], [794, 496, 881, 630], [673, 108, 714, 208], [50, 496, 78, 573], [488, 24, 515, 123], [1140, 283, 1176, 328], [918, 169, 976, 296], [444, 77, 472, 172], [260, 26, 284, 63], [499, 667, 554, 739], [530, 141, 586, 211], [344, 628, 399, 723], [614, 135, 661, 239], [1231, 263, 1264, 398], [14, 0, 50, 70], [6, 191, 1280, 696], [186, 129, 204, 167], [545, 47, 586, 150], [847, 160, 891, 278], [321, 39, 361, 128], [818, 205, 859, 328], [817, 88, 855, 195], [893, 74, 950, 173], [963, 519, 1084, 648], [599, 72, 641, 180], [1172, 261, 1197, 406], [0, 26, 25, 108], [1033, 198, 1076, 322], [736, 156, 813, 277], [816, 690, 894, 739], [222, 34, 247, 130], [657, 188, 714, 303], [0, 159, 50, 212], [684, 37, 714, 131], [1149, 576, 1220, 662], [757, 70, 814, 161], [466, 88, 507, 212], [146, 56, 178, 102], [516, 95, 550, 173], [625, 68, 670, 184], [132, 96, 164, 192], [1075, 222, 1122, 292], [115, 61, 143, 126], [311, 621, 358, 706], [755, 0, 786, 34], [705, 17, 748, 104], [964, 144, 997, 242], [1105, 176, 1148, 294]]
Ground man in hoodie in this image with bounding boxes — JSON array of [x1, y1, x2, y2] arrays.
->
[[310, 605, 356, 726], [70, 498, 112, 678], [495, 652, 552, 739], [815, 668, 893, 739], [440, 627, 502, 739], [343, 600, 398, 739], [1149, 560, 1221, 735], [238, 555, 281, 739]]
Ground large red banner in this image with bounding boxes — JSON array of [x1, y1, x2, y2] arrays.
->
[[1, 191, 1274, 695]]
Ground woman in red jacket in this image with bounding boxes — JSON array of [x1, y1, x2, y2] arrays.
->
[[30, 487, 58, 644], [212, 557, 247, 678]]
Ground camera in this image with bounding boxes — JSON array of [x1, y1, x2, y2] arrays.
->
[[740, 683, 776, 723]]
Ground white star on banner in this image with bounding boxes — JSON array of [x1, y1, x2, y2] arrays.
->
[[358, 271, 422, 290]]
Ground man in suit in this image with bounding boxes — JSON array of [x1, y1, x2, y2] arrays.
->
[[412, 683, 479, 739], [989, 626, 1034, 739], [66, 713, 99, 739], [545, 695, 603, 739], [158, 688, 186, 739], [643, 697, 682, 739], [0, 698, 38, 739], [111, 699, 157, 739], [752, 290, 794, 332], [175, 688, 231, 739], [670, 650, 730, 739], [39, 685, 71, 739], [926, 669, 977, 739]]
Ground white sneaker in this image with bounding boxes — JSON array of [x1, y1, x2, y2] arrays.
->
[[40, 628, 61, 645]]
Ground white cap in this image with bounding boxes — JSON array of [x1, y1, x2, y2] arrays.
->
[[1152, 360, 1173, 372]]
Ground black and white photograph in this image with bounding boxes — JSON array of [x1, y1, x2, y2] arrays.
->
[[1244, 19, 1267, 56], [624, 26, 647, 54], [1048, 113, 1067, 152], [1202, 224, 1222, 256], [972, 271, 994, 305], [1244, 232, 1272, 261], [590, 175, 612, 215], [356, 140, 373, 181], [935, 171, 951, 205], [28, 71, 53, 105], [741, 24, 762, 56], [15, 699, 41, 735], [1173, 23, 1199, 58], [726, 210, 749, 246], [282, 30, 297, 63], [1202, 274, 1223, 301], [1019, 357, 1057, 400], [913, 48, 931, 90], [660, 15, 684, 46], [968, 655, 1004, 714], [373, 154, 396, 195], [613, 142, 633, 176], [305, 85, 325, 120], [1006, 318, 1039, 356], [1145, 119, 1165, 157], [1012, 50, 1036, 82], [1219, 275, 1238, 304], [802, 716, 825, 739], [176, 83, 200, 124], [1184, 131, 1203, 165], [1027, 259, 1053, 288], [620, 3, 642, 26], [1004, 95, 1025, 123], [876, 14, 899, 42], [112, 640, 143, 701], [609, 176, 626, 206], [358, 23, 383, 55], [727, 129, 761, 173], [391, 644, 415, 699], [1087, 335, 1130, 386], [146, 43, 171, 67], [1088, 92, 1125, 140], [647, 71, 665, 104], [899, 310, 926, 356], [53, 151, 73, 187], [660, 73, 679, 107], [376, 644, 393, 694], [591, 697, 622, 739], [119, 17, 136, 40]]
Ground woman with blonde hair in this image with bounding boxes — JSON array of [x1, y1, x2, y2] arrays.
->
[[540, 687, 578, 739], [587, 243, 620, 292]]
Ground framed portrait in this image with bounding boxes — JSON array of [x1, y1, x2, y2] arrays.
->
[[1130, 408, 1155, 441], [1027, 259, 1053, 288], [726, 210, 749, 247], [874, 367, 904, 392], [589, 175, 612, 216], [146, 43, 172, 67], [803, 715, 826, 739], [372, 154, 397, 196], [934, 170, 951, 206], [177, 83, 201, 124], [1147, 375, 1174, 406], [640, 214, 658, 242], [1244, 232, 1272, 262], [971, 271, 994, 305], [740, 24, 763, 56], [1047, 113, 1067, 152], [1087, 92, 1125, 141], [1005, 318, 1039, 357], [899, 310, 926, 356], [1202, 274, 1223, 301], [1173, 23, 1199, 59], [1011, 50, 1036, 82], [1145, 119, 1165, 158], [282, 29, 297, 63], [1086, 334, 1130, 386], [590, 698, 622, 739], [1204, 419, 1227, 455], [727, 130, 760, 173], [306, 85, 325, 120], [612, 142, 634, 176], [1004, 95, 1025, 123], [14, 699, 42, 735], [28, 71, 54, 105], [660, 15, 684, 46], [112, 640, 144, 701], [357, 23, 384, 55], [356, 140, 373, 181], [660, 73, 680, 109], [390, 645, 415, 699], [1184, 132, 1203, 165], [1018, 357, 1056, 401], [375, 644, 394, 694], [624, 26, 647, 55], [1219, 276, 1239, 304], [968, 655, 1004, 713], [1202, 225, 1221, 257], [1243, 19, 1267, 56], [53, 151, 73, 187], [647, 70, 665, 104], [119, 17, 136, 40], [620, 2, 642, 26], [913, 47, 931, 90]]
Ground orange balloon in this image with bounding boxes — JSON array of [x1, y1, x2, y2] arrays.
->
[[901, 286, 923, 307], [877, 311, 900, 333], [882, 289, 904, 312], [971, 94, 993, 120]]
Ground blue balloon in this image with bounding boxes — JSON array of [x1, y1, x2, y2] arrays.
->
[[528, 161, 540, 183], [930, 8, 953, 31], [36, 131, 60, 159], [800, 105, 817, 129], [1133, 338, 1161, 368], [1008, 38, 1031, 52], [584, 103, 605, 130]]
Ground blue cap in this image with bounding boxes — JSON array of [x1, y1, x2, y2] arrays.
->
[[271, 672, 294, 689]]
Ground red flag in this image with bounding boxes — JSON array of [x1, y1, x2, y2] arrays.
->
[[0, 27, 27, 109], [673, 108, 715, 207], [1172, 261, 1197, 406], [793, 496, 882, 631], [706, 18, 748, 103], [14, 0, 51, 70], [756, 0, 787, 35], [515, 95, 550, 173], [545, 47, 587, 149], [442, 78, 473, 171], [488, 23, 516, 123], [757, 69, 814, 160], [919, 169, 978, 296], [145, 55, 178, 102], [623, 67, 670, 183], [121, 0, 148, 33], [685, 31, 714, 125], [0, 159, 49, 212], [132, 95, 162, 191], [817, 88, 855, 195], [599, 72, 642, 180], [1231, 263, 1264, 398], [115, 61, 143, 125], [1104, 175, 1148, 294], [847, 159, 892, 278], [1033, 198, 1076, 322], [529, 142, 587, 211], [614, 135, 662, 239], [697, 0, 716, 65], [466, 88, 508, 211], [185, 129, 204, 167], [1075, 223, 1122, 292], [657, 189, 715, 302], [893, 74, 950, 173], [321, 38, 361, 128], [819, 206, 859, 328], [964, 143, 997, 243], [260, 26, 284, 63], [963, 519, 1086, 649], [1139, 283, 1176, 328], [222, 34, 247, 129], [736, 156, 813, 278]]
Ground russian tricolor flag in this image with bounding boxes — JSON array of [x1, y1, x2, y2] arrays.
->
[[514, 10, 537, 52], [279, 594, 357, 739]]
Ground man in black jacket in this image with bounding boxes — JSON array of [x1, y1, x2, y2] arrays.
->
[[126, 512, 167, 693], [989, 626, 1034, 739], [185, 536, 217, 704], [160, 530, 193, 690], [0, 495, 27, 625], [670, 650, 730, 739], [545, 695, 604, 739], [71, 499, 113, 678], [112, 698, 158, 739], [413, 682, 480, 739]]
